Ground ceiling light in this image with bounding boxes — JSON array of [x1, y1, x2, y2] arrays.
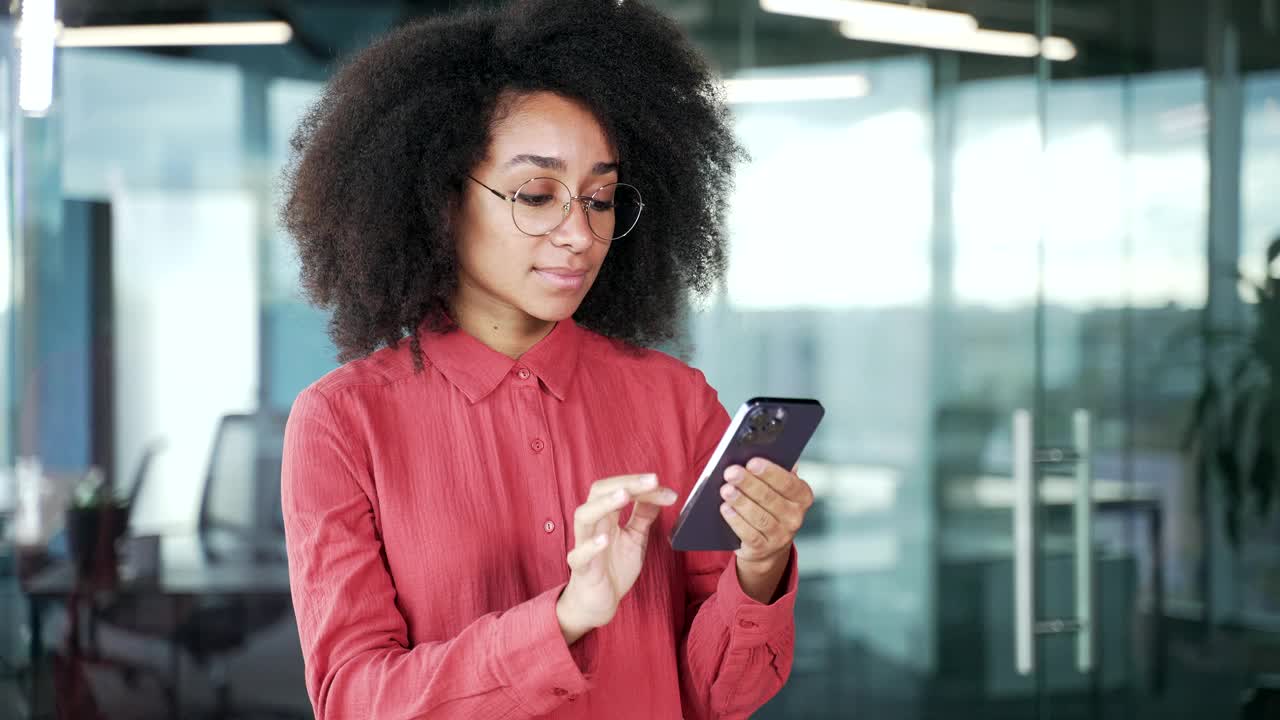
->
[[724, 73, 872, 104], [18, 0, 57, 115], [762, 0, 978, 34], [839, 21, 1078, 61], [56, 21, 293, 48]]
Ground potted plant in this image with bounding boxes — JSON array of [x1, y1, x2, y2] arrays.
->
[[1186, 234, 1280, 544], [65, 467, 130, 582]]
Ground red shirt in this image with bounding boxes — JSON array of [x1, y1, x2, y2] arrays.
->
[[281, 318, 798, 719]]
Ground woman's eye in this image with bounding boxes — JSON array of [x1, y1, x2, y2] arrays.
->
[[588, 199, 615, 212], [517, 194, 555, 207]]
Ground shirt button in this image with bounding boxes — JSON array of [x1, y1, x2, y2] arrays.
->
[[531, 438, 546, 452], [516, 366, 531, 380], [544, 520, 556, 533], [739, 619, 758, 629], [552, 687, 568, 697]]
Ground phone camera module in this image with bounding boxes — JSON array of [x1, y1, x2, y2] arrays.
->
[[745, 405, 785, 445]]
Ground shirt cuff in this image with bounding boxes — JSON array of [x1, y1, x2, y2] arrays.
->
[[494, 582, 596, 715], [713, 544, 799, 651]]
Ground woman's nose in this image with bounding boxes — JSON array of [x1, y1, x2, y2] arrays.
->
[[551, 198, 596, 252]]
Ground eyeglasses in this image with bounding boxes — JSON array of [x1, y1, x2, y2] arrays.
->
[[468, 175, 645, 242]]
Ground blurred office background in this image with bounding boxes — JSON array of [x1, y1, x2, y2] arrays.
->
[[0, 0, 1277, 718]]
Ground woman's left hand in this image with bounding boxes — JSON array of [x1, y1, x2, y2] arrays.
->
[[718, 458, 813, 565]]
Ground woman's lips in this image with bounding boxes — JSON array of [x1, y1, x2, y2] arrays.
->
[[534, 268, 587, 290]]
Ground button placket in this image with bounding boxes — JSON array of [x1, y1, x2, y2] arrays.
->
[[517, 384, 565, 583]]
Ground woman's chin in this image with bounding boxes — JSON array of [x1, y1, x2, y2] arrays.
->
[[521, 296, 584, 324]]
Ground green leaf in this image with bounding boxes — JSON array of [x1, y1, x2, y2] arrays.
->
[[1230, 353, 1256, 388], [1183, 378, 1219, 451], [1213, 442, 1243, 546], [1229, 388, 1257, 443], [1250, 442, 1275, 517], [1258, 294, 1280, 371], [1216, 428, 1243, 547], [1216, 443, 1241, 502], [1250, 404, 1277, 516]]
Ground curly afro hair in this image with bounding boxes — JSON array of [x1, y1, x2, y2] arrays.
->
[[280, 0, 744, 368]]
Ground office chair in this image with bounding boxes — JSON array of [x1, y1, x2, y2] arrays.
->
[[196, 413, 288, 559], [80, 414, 301, 719], [176, 411, 302, 719]]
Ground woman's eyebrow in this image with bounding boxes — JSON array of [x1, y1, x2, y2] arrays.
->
[[505, 154, 620, 176], [506, 154, 565, 171]]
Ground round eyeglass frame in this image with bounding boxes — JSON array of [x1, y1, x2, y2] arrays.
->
[[468, 175, 645, 241]]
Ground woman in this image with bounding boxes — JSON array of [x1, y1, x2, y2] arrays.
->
[[279, 1, 815, 718]]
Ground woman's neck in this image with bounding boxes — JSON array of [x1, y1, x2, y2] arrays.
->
[[449, 292, 555, 360]]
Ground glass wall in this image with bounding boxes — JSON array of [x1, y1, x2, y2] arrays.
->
[[2, 1, 1279, 718], [3, 40, 308, 717], [265, 77, 334, 413], [58, 49, 259, 536], [0, 21, 19, 707], [1237, 69, 1280, 630], [693, 56, 936, 678]]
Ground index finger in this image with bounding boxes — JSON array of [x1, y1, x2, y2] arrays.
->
[[587, 473, 661, 501], [744, 458, 807, 501]]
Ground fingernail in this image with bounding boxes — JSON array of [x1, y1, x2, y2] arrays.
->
[[720, 503, 736, 517], [642, 474, 658, 488], [720, 484, 737, 500], [595, 534, 608, 546], [663, 489, 678, 502], [724, 467, 742, 484], [747, 458, 766, 473]]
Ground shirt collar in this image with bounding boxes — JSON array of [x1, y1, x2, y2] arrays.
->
[[421, 317, 582, 404]]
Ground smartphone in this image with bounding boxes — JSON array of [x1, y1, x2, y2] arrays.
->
[[670, 397, 825, 551]]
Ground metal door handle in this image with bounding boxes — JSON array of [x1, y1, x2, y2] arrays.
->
[[1073, 409, 1094, 673], [1013, 409, 1035, 675], [1012, 408, 1095, 677]]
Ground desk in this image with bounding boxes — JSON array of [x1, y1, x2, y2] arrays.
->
[[24, 535, 291, 597], [22, 534, 291, 719]]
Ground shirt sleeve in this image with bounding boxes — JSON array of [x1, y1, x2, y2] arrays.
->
[[676, 369, 799, 720], [282, 387, 598, 720]]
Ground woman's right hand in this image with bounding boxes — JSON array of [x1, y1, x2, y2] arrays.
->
[[555, 473, 679, 644]]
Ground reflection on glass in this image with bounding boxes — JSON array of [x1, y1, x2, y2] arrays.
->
[[695, 57, 937, 711]]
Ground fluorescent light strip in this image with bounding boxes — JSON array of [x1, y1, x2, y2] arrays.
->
[[1039, 37, 1077, 62], [56, 21, 293, 48], [724, 73, 871, 104], [761, 0, 978, 34], [18, 0, 58, 115], [838, 20, 1077, 61]]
